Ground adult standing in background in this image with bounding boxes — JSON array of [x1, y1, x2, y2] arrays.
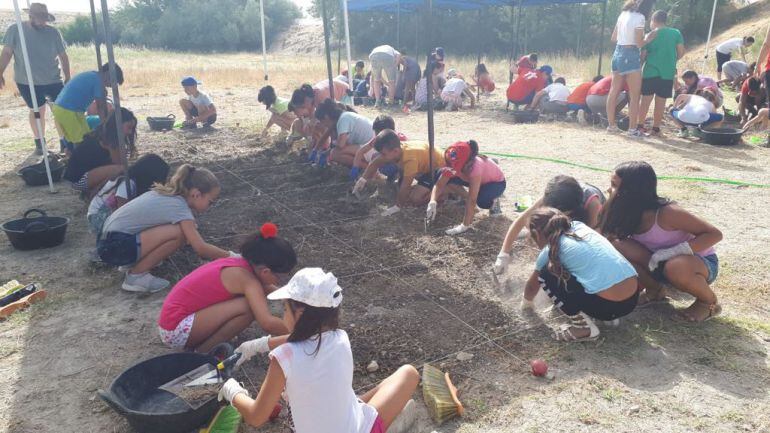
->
[[606, 0, 655, 139], [0, 3, 70, 155], [368, 45, 401, 107], [714, 36, 754, 81], [637, 10, 684, 136], [755, 25, 770, 145]]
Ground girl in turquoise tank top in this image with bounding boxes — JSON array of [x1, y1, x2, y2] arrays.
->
[[601, 161, 723, 322]]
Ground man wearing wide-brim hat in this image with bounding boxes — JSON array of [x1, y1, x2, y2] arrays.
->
[[0, 3, 71, 155]]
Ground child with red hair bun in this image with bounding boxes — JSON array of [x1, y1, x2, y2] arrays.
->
[[425, 140, 506, 235], [158, 223, 298, 352]]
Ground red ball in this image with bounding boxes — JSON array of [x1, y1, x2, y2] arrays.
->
[[530, 359, 548, 377], [269, 403, 282, 421], [260, 222, 278, 239]]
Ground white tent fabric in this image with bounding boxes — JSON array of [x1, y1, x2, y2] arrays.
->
[[12, 0, 56, 192], [343, 0, 353, 85], [260, 0, 268, 80]]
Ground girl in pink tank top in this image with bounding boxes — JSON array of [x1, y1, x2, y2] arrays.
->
[[158, 223, 298, 352], [601, 161, 723, 322]]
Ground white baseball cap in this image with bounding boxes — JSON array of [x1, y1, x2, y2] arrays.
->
[[267, 267, 343, 308]]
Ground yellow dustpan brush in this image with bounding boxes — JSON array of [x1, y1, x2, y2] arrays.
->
[[422, 363, 464, 424]]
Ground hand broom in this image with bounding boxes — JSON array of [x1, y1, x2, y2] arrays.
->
[[422, 363, 464, 424]]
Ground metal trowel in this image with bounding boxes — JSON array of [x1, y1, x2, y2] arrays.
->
[[159, 352, 242, 396]]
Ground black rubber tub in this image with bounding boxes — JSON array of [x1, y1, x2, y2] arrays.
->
[[147, 114, 176, 131], [18, 156, 65, 186], [511, 110, 539, 123], [98, 352, 221, 433], [698, 127, 744, 146], [2, 209, 69, 250]]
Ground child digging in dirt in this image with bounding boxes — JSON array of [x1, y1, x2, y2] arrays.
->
[[98, 164, 235, 293], [179, 76, 217, 129], [523, 208, 639, 341], [352, 130, 445, 216], [63, 108, 137, 199], [425, 140, 506, 235], [493, 175, 606, 277], [218, 267, 419, 433], [315, 98, 374, 167], [602, 161, 723, 322], [158, 223, 297, 352], [87, 153, 169, 236], [350, 114, 404, 182], [258, 85, 295, 137]]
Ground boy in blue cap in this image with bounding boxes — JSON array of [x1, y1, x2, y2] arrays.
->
[[179, 76, 217, 129]]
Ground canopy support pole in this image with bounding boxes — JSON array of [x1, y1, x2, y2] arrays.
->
[[596, 0, 608, 76], [513, 1, 523, 68], [701, 0, 718, 72], [476, 8, 483, 100], [424, 0, 434, 180], [12, 0, 55, 193], [576, 3, 583, 56], [343, 0, 352, 87], [260, 0, 268, 80], [508, 1, 516, 85], [89, 0, 102, 67], [396, 0, 401, 48], [321, 0, 335, 101], [100, 0, 131, 198]]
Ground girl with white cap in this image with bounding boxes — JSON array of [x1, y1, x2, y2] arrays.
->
[[218, 267, 419, 433]]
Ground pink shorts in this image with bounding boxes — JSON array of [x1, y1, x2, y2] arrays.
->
[[370, 416, 385, 433], [158, 313, 195, 349]]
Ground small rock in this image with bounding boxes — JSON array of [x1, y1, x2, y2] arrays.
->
[[627, 405, 640, 415], [545, 371, 556, 381], [455, 352, 474, 362], [366, 360, 379, 373]]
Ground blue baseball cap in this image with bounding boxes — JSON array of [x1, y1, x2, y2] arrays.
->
[[181, 76, 200, 87], [539, 65, 553, 75]]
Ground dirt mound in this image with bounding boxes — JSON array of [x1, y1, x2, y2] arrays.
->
[[270, 18, 343, 55]]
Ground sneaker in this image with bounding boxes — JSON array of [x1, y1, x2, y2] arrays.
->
[[606, 125, 621, 133], [121, 272, 170, 293], [577, 109, 586, 125], [677, 128, 689, 138], [637, 125, 648, 135], [34, 139, 43, 155], [489, 198, 502, 216], [387, 399, 416, 433], [626, 129, 643, 139]]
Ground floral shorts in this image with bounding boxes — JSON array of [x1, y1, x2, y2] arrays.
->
[[159, 313, 195, 349]]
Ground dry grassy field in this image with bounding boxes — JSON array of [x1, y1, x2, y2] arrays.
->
[[0, 23, 769, 433]]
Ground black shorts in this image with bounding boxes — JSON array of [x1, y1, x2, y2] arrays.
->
[[715, 51, 731, 72], [16, 82, 64, 109], [414, 169, 443, 189], [641, 77, 673, 98], [190, 106, 217, 126]]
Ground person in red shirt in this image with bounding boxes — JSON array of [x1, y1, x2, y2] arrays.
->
[[585, 76, 629, 120], [513, 53, 538, 76], [567, 75, 603, 122], [737, 77, 766, 123], [507, 65, 551, 106], [753, 25, 770, 128]]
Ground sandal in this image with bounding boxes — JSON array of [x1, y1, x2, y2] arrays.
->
[[636, 287, 669, 309], [677, 300, 722, 322], [553, 312, 600, 342]]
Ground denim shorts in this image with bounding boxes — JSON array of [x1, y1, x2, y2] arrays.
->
[[611, 45, 641, 75], [97, 231, 141, 266], [653, 253, 719, 284], [671, 109, 724, 126]]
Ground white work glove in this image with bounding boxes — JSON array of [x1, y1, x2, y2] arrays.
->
[[352, 177, 367, 195], [234, 336, 271, 368], [218, 378, 249, 404], [381, 205, 401, 217], [520, 298, 534, 310], [445, 223, 470, 235], [228, 251, 242, 259], [648, 242, 693, 271], [493, 252, 511, 275], [426, 201, 438, 222]]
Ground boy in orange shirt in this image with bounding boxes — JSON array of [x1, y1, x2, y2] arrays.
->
[[567, 75, 603, 123]]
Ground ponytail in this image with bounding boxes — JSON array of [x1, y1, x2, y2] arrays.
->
[[462, 139, 480, 174], [529, 207, 581, 284], [153, 164, 219, 197], [289, 84, 315, 112]]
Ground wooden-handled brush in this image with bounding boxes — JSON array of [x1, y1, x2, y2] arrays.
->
[[422, 363, 464, 425]]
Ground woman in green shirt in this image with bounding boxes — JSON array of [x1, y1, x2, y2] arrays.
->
[[638, 10, 685, 136]]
